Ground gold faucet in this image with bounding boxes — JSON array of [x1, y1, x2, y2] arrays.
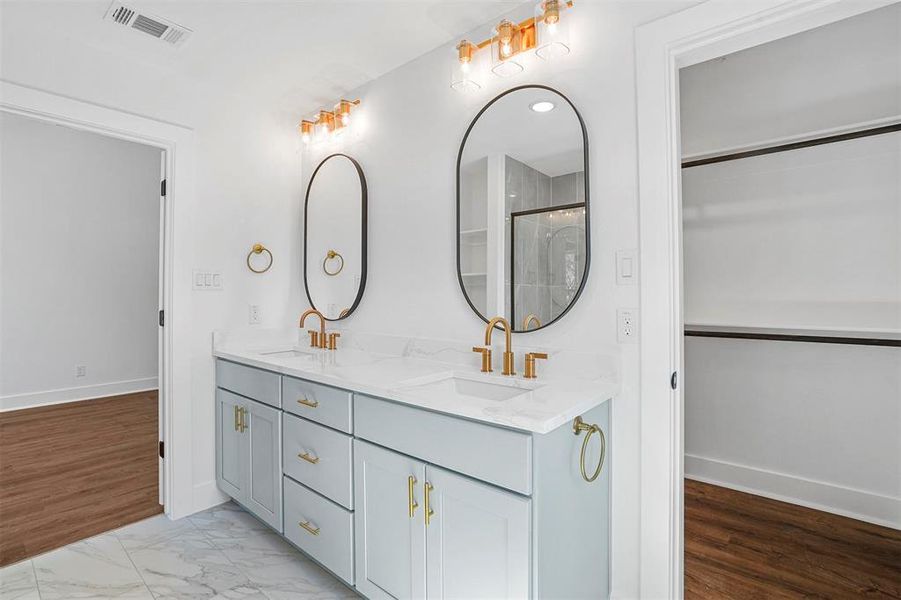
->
[[299, 308, 328, 349], [485, 317, 515, 376], [524, 352, 548, 379], [522, 314, 542, 330]]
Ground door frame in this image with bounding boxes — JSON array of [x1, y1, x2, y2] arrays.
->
[[0, 80, 196, 519], [634, 0, 897, 596]]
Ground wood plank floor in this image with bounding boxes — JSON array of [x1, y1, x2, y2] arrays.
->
[[685, 479, 901, 599], [0, 391, 162, 567]]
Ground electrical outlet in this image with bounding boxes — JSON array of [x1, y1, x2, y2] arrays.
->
[[249, 304, 262, 325], [617, 308, 638, 343], [75, 365, 87, 378]]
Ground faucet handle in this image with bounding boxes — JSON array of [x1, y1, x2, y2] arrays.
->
[[327, 332, 341, 351], [472, 347, 493, 373], [524, 352, 548, 379], [307, 330, 319, 348]]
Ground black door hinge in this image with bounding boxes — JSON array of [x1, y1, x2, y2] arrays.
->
[[159, 441, 165, 459], [671, 371, 678, 390], [160, 179, 167, 197], [159, 309, 165, 327]]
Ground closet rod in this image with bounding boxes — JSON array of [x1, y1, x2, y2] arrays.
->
[[682, 122, 901, 169], [684, 329, 901, 347]]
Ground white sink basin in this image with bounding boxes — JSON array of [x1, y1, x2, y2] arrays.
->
[[398, 372, 542, 403], [258, 348, 318, 358]]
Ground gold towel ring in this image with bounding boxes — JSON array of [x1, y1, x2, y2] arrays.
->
[[573, 416, 606, 483], [247, 244, 273, 273], [323, 250, 344, 276]]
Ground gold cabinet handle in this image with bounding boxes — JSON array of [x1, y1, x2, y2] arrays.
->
[[299, 520, 320, 536], [424, 482, 434, 526], [298, 451, 319, 464], [408, 475, 418, 518], [297, 397, 319, 408], [238, 407, 247, 433], [233, 405, 239, 431], [573, 416, 606, 483]]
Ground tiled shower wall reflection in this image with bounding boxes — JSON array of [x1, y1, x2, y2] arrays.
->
[[505, 156, 586, 328]]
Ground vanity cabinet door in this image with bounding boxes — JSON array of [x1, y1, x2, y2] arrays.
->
[[424, 465, 531, 600], [216, 389, 246, 502], [354, 440, 426, 600], [244, 399, 282, 532]]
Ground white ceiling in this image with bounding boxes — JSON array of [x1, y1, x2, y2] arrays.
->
[[1, 0, 524, 119]]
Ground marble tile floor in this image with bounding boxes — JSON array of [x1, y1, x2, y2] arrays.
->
[[0, 502, 358, 600]]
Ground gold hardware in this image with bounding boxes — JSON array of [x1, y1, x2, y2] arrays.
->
[[299, 520, 320, 536], [456, 40, 476, 66], [541, 0, 561, 25], [485, 317, 515, 376], [298, 452, 319, 464], [238, 407, 247, 433], [233, 405, 239, 431], [297, 397, 319, 409], [246, 243, 273, 274], [323, 250, 344, 276], [338, 308, 351, 319], [424, 482, 434, 526], [408, 475, 418, 518], [327, 332, 341, 350], [308, 330, 319, 348], [299, 100, 360, 144], [299, 120, 315, 143], [522, 314, 542, 330], [299, 308, 328, 349], [472, 346, 493, 373], [524, 352, 548, 379], [572, 416, 606, 483]]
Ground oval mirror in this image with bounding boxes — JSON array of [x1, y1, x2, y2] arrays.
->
[[457, 85, 589, 332], [304, 154, 367, 320]]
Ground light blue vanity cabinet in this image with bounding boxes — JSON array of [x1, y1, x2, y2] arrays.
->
[[214, 358, 611, 599], [353, 393, 610, 600], [215, 362, 283, 532]]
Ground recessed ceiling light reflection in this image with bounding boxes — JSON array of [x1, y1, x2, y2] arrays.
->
[[530, 101, 555, 113]]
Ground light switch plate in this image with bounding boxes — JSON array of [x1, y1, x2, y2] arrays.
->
[[616, 249, 638, 285], [193, 270, 223, 290]]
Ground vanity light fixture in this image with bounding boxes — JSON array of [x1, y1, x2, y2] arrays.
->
[[530, 100, 555, 113], [450, 1, 573, 91], [298, 99, 361, 145]]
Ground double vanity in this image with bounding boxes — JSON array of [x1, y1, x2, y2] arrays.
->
[[214, 83, 612, 598], [214, 330, 614, 599]]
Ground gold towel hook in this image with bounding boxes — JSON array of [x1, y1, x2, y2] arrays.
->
[[247, 243, 273, 273], [573, 416, 606, 483], [323, 249, 344, 276]]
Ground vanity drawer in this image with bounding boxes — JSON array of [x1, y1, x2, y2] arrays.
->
[[283, 476, 354, 585], [354, 394, 533, 495], [283, 412, 353, 509], [216, 360, 281, 408], [282, 376, 352, 434]]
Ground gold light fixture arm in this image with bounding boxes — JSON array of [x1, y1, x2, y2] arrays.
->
[[460, 1, 573, 56]]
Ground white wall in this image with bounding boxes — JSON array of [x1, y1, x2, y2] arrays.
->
[[299, 2, 694, 596], [680, 4, 901, 528], [1, 5, 305, 512], [0, 112, 161, 410]]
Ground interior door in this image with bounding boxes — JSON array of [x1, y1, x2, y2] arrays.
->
[[245, 399, 282, 531], [216, 388, 245, 501], [157, 150, 166, 506], [425, 465, 531, 599], [354, 440, 426, 600]]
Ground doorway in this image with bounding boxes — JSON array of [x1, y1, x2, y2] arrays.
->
[[635, 0, 901, 596], [0, 111, 168, 565]]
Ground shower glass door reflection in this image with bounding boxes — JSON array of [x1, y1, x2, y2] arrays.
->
[[510, 203, 587, 330]]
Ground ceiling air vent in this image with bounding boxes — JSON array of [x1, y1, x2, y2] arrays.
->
[[103, 2, 192, 47]]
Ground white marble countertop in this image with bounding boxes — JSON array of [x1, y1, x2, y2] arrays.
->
[[213, 331, 618, 435]]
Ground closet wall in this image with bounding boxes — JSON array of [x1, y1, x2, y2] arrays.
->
[[679, 4, 900, 528]]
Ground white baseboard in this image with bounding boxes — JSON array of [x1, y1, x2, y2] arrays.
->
[[0, 377, 158, 412], [191, 480, 229, 517], [685, 454, 900, 530]]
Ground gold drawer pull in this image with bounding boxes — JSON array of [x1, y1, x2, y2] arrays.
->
[[424, 482, 434, 526], [298, 452, 319, 464], [299, 520, 320, 536], [408, 475, 418, 518], [297, 398, 319, 408]]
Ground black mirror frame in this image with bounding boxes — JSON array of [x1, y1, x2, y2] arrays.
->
[[303, 153, 368, 321], [455, 84, 591, 333]]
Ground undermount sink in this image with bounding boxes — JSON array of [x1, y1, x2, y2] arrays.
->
[[399, 372, 542, 403], [258, 348, 318, 358]]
